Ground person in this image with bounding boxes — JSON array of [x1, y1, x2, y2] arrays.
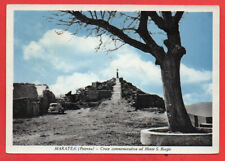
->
[[116, 68, 119, 78]]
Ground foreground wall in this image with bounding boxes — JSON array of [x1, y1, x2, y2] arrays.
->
[[13, 83, 56, 118], [13, 98, 40, 118]]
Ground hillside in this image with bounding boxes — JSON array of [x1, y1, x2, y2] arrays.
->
[[185, 102, 212, 117], [63, 77, 165, 112], [120, 78, 165, 111]]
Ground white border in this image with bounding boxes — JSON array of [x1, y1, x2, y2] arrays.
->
[[6, 5, 220, 154]]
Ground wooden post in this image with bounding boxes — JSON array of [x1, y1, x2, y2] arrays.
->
[[206, 117, 212, 123], [194, 115, 198, 127]]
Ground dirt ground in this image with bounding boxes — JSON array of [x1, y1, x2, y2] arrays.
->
[[13, 98, 168, 146]]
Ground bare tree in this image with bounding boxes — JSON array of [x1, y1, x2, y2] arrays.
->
[[52, 11, 195, 132]]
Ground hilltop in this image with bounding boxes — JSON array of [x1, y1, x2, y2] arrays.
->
[[62, 77, 165, 112]]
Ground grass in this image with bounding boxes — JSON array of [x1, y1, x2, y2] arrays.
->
[[13, 98, 168, 146]]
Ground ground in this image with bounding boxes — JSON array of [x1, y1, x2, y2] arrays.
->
[[13, 79, 168, 146]]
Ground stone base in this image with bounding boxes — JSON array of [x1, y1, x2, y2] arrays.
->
[[141, 127, 212, 146]]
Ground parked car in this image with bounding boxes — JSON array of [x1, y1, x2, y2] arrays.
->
[[48, 103, 64, 114]]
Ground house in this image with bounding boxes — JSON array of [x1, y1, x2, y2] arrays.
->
[[13, 83, 56, 118], [13, 83, 40, 118]]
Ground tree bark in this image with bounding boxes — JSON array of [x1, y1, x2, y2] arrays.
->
[[160, 55, 195, 132]]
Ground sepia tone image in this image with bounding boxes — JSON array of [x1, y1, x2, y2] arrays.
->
[[8, 5, 219, 153]]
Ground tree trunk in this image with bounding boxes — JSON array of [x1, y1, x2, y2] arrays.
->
[[160, 55, 195, 132]]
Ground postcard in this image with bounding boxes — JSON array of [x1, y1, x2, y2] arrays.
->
[[6, 4, 219, 154]]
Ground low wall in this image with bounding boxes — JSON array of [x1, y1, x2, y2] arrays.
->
[[86, 90, 112, 102], [136, 94, 165, 110], [189, 114, 212, 127], [141, 127, 212, 146], [86, 90, 99, 101]]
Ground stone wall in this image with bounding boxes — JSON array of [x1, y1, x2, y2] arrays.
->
[[136, 94, 165, 110], [86, 90, 99, 101], [13, 83, 56, 118], [13, 98, 40, 118], [64, 78, 115, 109], [120, 79, 165, 111], [13, 83, 38, 99], [86, 90, 112, 101], [188, 114, 209, 127]]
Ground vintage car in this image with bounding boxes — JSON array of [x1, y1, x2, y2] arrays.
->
[[48, 103, 64, 114]]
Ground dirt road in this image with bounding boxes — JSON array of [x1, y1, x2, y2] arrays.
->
[[13, 79, 168, 145]]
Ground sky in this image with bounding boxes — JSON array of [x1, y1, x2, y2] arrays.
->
[[13, 11, 213, 105]]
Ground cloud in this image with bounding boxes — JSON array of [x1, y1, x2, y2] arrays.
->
[[202, 83, 212, 95], [50, 72, 100, 96], [24, 41, 45, 60], [23, 29, 110, 73], [180, 64, 212, 83], [183, 83, 212, 105], [23, 29, 212, 104], [101, 48, 162, 87], [183, 92, 212, 105]]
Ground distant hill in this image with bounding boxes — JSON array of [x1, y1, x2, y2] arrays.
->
[[185, 102, 212, 117]]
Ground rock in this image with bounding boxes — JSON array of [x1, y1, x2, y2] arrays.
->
[[39, 90, 56, 114], [65, 91, 79, 102]]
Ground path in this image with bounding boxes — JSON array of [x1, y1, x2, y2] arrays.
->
[[111, 78, 121, 103]]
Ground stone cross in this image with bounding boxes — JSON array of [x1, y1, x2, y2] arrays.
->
[[116, 68, 119, 78]]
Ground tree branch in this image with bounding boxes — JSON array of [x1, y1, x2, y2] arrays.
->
[[162, 12, 172, 21], [162, 12, 172, 26], [137, 11, 165, 63], [88, 11, 94, 19], [173, 11, 184, 23], [147, 11, 167, 31], [67, 11, 165, 63], [163, 11, 185, 57]]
